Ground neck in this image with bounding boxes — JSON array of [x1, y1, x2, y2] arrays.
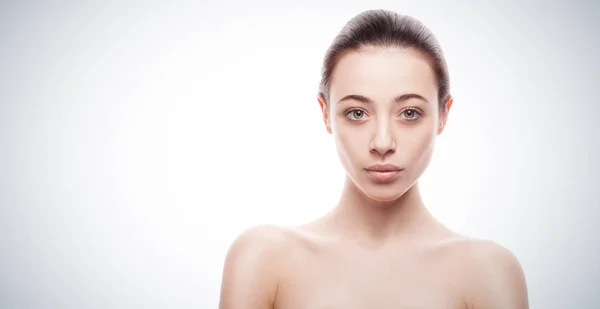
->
[[325, 176, 437, 246]]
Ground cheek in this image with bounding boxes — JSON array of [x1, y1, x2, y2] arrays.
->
[[334, 125, 368, 171], [402, 123, 437, 167]]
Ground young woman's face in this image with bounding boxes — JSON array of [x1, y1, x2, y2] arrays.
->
[[320, 47, 449, 202]]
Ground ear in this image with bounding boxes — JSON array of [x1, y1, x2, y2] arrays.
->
[[437, 95, 453, 135], [318, 94, 332, 134]]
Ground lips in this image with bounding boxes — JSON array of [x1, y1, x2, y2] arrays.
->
[[364, 164, 403, 183], [365, 164, 402, 172]]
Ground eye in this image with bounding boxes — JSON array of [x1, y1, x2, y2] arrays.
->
[[399, 108, 422, 121], [345, 109, 368, 121]]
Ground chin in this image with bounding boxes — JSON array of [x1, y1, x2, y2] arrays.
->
[[355, 178, 413, 203], [364, 186, 409, 202]]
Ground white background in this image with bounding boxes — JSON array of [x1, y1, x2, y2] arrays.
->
[[1, 1, 599, 308]]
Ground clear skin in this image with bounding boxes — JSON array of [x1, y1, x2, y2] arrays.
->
[[219, 46, 529, 309]]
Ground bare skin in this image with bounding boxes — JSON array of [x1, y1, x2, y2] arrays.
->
[[219, 47, 529, 309]]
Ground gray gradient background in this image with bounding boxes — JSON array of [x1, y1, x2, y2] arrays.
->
[[1, 1, 599, 308]]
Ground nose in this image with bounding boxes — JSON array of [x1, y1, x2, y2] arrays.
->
[[369, 118, 396, 156]]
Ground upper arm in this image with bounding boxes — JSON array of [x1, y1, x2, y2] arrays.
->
[[466, 241, 529, 309], [218, 225, 285, 309]]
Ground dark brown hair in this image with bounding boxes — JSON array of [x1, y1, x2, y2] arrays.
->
[[318, 9, 451, 111]]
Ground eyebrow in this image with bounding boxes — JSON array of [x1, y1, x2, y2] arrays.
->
[[337, 93, 429, 105]]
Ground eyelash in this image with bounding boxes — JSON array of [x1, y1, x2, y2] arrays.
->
[[344, 108, 422, 122], [399, 108, 422, 121], [345, 109, 368, 121]]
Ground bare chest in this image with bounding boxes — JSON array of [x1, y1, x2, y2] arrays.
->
[[274, 245, 466, 309]]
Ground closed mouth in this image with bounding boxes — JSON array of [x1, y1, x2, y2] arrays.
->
[[365, 164, 402, 172]]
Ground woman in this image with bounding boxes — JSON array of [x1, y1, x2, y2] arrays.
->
[[219, 9, 529, 309]]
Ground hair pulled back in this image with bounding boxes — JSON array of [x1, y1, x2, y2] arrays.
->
[[319, 9, 451, 111]]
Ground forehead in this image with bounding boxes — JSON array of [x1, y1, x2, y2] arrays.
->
[[329, 47, 438, 104]]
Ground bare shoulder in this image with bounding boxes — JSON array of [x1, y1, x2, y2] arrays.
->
[[219, 224, 294, 309], [227, 224, 291, 254], [438, 237, 529, 309]]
